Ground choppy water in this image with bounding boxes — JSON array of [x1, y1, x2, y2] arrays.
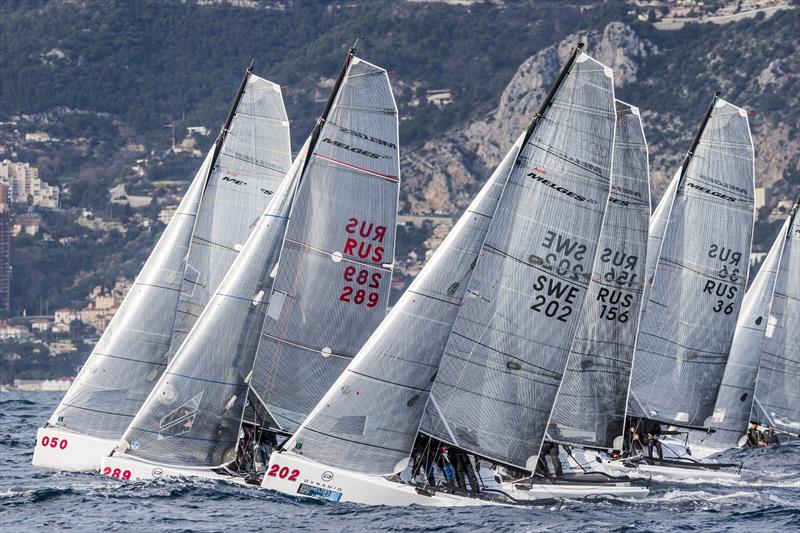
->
[[2, 392, 798, 531]]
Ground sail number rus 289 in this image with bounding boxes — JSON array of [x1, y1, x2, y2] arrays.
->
[[339, 217, 386, 308]]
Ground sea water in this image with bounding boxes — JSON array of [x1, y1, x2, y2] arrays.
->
[[1, 392, 798, 531]]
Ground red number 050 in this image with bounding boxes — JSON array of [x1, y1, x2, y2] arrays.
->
[[267, 464, 300, 481], [40, 436, 68, 450]]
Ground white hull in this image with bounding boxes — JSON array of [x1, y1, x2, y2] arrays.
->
[[661, 434, 727, 461], [599, 458, 740, 482], [32, 426, 117, 472], [99, 453, 243, 483], [261, 453, 647, 506]]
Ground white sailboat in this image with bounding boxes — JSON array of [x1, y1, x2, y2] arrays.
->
[[262, 45, 645, 506], [750, 195, 800, 441], [33, 66, 292, 472], [666, 197, 797, 459], [100, 45, 401, 482], [605, 94, 755, 481]]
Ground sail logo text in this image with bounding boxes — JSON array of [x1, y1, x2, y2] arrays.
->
[[338, 127, 397, 150], [685, 182, 737, 202], [527, 173, 597, 204], [322, 138, 390, 160]]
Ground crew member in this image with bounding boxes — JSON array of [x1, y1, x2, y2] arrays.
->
[[448, 446, 480, 494]]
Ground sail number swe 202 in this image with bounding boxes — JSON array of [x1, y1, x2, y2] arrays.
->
[[530, 231, 590, 322], [339, 217, 386, 308]]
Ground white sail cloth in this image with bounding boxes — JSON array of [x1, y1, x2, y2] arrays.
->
[[703, 216, 790, 448], [629, 98, 755, 427], [752, 199, 800, 434], [547, 100, 650, 450], [170, 75, 292, 356], [48, 152, 210, 439], [120, 143, 307, 466], [284, 136, 522, 475]]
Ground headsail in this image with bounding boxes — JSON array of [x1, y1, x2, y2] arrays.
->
[[250, 54, 400, 433], [704, 214, 790, 448], [48, 151, 210, 438], [169, 72, 292, 357], [283, 135, 523, 475], [118, 144, 307, 466], [752, 196, 800, 434], [629, 96, 755, 427], [547, 100, 650, 450]]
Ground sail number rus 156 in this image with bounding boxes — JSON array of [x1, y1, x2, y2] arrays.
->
[[339, 217, 386, 308], [704, 243, 742, 315], [596, 246, 640, 324]]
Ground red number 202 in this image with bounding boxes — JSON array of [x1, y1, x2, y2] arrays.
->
[[267, 463, 300, 481]]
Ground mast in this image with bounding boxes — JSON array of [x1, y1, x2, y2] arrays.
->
[[208, 60, 255, 177], [677, 91, 720, 186], [522, 42, 583, 147], [300, 41, 358, 180]]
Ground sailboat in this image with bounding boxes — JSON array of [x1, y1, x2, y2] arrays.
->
[[606, 94, 755, 481], [545, 100, 651, 474], [99, 45, 401, 482], [666, 196, 798, 458], [750, 195, 800, 441], [262, 44, 644, 506], [33, 66, 292, 472]]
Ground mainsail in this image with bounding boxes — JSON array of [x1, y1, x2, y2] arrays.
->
[[752, 196, 800, 434], [169, 72, 292, 356], [47, 70, 291, 442], [547, 100, 650, 450], [250, 54, 400, 433], [283, 136, 523, 474], [704, 213, 790, 448], [286, 47, 616, 473], [629, 96, 755, 427], [119, 143, 307, 466]]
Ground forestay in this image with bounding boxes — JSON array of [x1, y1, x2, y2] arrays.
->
[[119, 145, 307, 466], [705, 215, 789, 448], [752, 197, 800, 434], [285, 135, 523, 475], [48, 151, 210, 439], [629, 97, 755, 427], [547, 100, 650, 450], [422, 51, 615, 470], [250, 56, 400, 433], [169, 74, 292, 357]]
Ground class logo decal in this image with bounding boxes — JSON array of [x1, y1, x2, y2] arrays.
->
[[527, 172, 597, 204], [152, 468, 163, 478], [321, 471, 334, 482]]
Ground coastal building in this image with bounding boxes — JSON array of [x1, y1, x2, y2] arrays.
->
[[54, 308, 80, 325], [0, 321, 30, 341], [0, 159, 60, 209], [0, 184, 10, 309]]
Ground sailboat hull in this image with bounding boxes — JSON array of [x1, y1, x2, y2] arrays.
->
[[99, 453, 244, 483], [599, 458, 740, 481], [260, 453, 647, 505], [32, 427, 117, 472]]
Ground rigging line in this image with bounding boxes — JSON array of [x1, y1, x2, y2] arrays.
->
[[481, 243, 591, 288], [60, 403, 135, 419], [527, 142, 607, 180], [93, 351, 169, 366], [134, 281, 183, 294], [448, 330, 563, 379], [217, 151, 289, 175], [637, 332, 731, 356], [261, 332, 356, 360], [190, 234, 239, 253], [405, 289, 461, 307], [302, 426, 409, 455], [657, 257, 748, 286]]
